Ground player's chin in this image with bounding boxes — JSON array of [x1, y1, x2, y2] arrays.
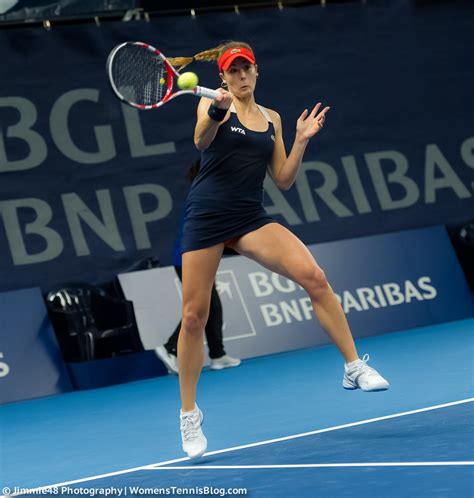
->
[[236, 85, 254, 96]]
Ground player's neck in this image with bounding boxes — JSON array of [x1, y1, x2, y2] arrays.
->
[[232, 95, 257, 114]]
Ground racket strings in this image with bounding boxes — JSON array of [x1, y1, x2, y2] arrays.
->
[[112, 45, 169, 106]]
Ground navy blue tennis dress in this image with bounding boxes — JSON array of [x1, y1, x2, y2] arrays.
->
[[181, 104, 276, 253]]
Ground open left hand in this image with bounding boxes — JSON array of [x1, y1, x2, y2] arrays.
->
[[296, 103, 330, 141]]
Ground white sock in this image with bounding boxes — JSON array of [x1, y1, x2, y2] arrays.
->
[[345, 358, 361, 369], [181, 405, 198, 417]]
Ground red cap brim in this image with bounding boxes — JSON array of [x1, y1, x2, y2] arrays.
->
[[218, 47, 256, 72]]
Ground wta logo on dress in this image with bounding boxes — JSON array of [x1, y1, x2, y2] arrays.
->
[[230, 126, 246, 135]]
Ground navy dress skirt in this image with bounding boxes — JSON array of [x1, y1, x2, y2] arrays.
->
[[181, 105, 276, 253]]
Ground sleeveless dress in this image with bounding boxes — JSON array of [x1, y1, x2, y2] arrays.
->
[[181, 104, 276, 253]]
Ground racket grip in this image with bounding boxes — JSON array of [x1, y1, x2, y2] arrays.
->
[[193, 86, 219, 100]]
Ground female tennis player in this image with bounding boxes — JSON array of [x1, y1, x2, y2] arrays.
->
[[174, 41, 389, 458]]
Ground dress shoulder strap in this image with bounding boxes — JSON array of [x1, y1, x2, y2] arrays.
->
[[229, 103, 273, 124], [257, 105, 273, 124]]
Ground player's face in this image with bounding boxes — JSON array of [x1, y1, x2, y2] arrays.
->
[[221, 58, 258, 97]]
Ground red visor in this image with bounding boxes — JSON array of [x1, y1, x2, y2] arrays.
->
[[218, 47, 256, 72]]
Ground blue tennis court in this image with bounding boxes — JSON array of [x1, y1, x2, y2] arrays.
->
[[2, 318, 473, 498], [1, 3, 473, 498]]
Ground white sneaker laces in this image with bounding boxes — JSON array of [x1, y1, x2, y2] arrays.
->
[[354, 354, 377, 377], [181, 414, 199, 441]]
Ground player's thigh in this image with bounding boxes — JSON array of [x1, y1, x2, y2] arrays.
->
[[232, 223, 323, 286], [181, 243, 224, 315]]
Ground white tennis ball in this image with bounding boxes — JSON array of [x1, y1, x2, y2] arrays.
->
[[177, 72, 199, 90]]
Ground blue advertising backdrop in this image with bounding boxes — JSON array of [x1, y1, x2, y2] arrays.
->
[[0, 2, 473, 292], [0, 287, 72, 404]]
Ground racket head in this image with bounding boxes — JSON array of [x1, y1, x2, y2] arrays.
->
[[107, 42, 178, 109]]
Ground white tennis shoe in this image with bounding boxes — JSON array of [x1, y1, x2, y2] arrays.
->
[[343, 354, 389, 392], [155, 346, 179, 375], [210, 354, 241, 370], [180, 405, 207, 458]]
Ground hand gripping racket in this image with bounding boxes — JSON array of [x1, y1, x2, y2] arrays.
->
[[107, 41, 218, 109]]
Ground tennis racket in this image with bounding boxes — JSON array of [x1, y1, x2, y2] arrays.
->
[[107, 41, 218, 110]]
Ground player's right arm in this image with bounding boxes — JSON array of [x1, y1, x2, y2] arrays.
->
[[194, 89, 233, 151]]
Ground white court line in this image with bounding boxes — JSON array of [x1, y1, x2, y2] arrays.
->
[[151, 397, 474, 467], [153, 462, 474, 470], [6, 397, 473, 497]]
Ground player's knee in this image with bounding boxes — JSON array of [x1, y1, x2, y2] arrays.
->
[[302, 266, 329, 297], [182, 308, 207, 337]]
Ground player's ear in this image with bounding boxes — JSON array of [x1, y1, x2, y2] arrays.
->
[[219, 73, 228, 89], [255, 64, 259, 76]]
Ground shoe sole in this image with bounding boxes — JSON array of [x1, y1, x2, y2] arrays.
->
[[187, 441, 208, 459], [209, 363, 241, 370], [343, 376, 389, 391], [343, 385, 358, 390], [343, 386, 389, 392]]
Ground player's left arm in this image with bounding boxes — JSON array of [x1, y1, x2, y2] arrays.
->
[[267, 103, 330, 190]]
